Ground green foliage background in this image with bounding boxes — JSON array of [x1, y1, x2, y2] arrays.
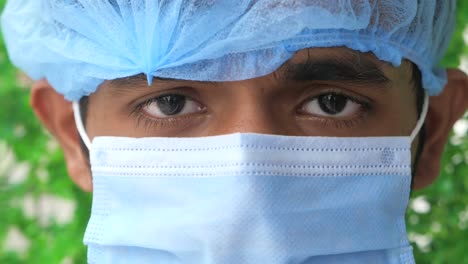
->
[[0, 1, 467, 263]]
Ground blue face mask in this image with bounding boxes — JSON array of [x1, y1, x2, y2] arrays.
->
[[73, 94, 428, 264]]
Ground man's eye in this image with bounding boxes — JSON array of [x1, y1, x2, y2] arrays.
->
[[142, 94, 203, 118], [301, 93, 362, 117]]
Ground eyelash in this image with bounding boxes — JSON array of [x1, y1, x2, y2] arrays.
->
[[130, 89, 372, 131], [133, 113, 184, 131], [129, 94, 195, 131], [297, 89, 371, 129], [310, 110, 368, 129]]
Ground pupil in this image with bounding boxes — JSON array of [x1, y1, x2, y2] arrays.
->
[[156, 95, 186, 116], [318, 94, 347, 115]]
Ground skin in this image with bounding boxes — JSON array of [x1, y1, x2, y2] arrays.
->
[[30, 48, 468, 192]]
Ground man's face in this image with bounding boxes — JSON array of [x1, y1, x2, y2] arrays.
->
[[85, 48, 420, 142], [33, 46, 468, 191]]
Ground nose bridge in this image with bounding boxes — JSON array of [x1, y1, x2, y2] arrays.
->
[[215, 100, 289, 135], [210, 80, 298, 136], [227, 115, 276, 135]]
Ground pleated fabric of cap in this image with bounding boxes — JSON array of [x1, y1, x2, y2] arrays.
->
[[1, 0, 456, 101]]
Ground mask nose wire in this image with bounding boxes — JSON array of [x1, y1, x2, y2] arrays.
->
[[72, 101, 92, 150], [409, 92, 429, 142], [71, 92, 429, 150]]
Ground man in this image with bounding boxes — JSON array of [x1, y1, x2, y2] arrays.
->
[[2, 0, 467, 263]]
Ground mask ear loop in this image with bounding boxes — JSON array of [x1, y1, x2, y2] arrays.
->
[[72, 102, 92, 150], [409, 92, 429, 142]]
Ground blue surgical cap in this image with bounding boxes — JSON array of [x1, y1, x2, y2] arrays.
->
[[1, 0, 456, 100]]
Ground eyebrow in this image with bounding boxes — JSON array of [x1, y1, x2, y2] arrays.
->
[[282, 53, 390, 86], [108, 74, 176, 88], [108, 52, 390, 90], [107, 74, 221, 95]]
